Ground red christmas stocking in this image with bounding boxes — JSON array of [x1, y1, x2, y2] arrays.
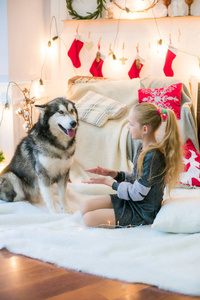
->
[[68, 38, 84, 68], [128, 56, 145, 79], [163, 46, 178, 77], [89, 52, 104, 77]]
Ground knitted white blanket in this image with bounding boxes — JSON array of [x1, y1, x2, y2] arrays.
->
[[0, 189, 200, 297]]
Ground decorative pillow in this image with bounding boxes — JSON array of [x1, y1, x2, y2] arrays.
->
[[152, 197, 200, 233], [138, 83, 182, 120], [75, 91, 127, 127], [180, 139, 200, 187]]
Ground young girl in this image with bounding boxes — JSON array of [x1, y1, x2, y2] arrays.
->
[[80, 102, 183, 228]]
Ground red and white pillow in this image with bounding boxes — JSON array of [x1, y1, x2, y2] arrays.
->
[[138, 83, 182, 120], [180, 139, 200, 187]]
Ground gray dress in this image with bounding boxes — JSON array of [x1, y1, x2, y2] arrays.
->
[[110, 144, 166, 227]]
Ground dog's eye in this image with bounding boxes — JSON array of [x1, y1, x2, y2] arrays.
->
[[58, 110, 64, 115]]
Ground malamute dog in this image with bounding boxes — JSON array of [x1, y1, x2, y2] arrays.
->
[[0, 97, 78, 213]]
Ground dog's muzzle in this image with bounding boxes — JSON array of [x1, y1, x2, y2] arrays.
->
[[58, 120, 77, 138]]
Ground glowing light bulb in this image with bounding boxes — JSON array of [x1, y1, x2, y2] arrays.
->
[[0, 164, 6, 173], [5, 102, 10, 110], [40, 85, 45, 93], [135, 0, 145, 10], [39, 79, 45, 93], [52, 36, 58, 41], [156, 41, 168, 56], [112, 53, 117, 60]]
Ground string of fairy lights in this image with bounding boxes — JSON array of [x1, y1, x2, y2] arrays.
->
[[72, 2, 200, 71], [0, 219, 144, 231], [112, 0, 159, 13], [62, 1, 200, 84]]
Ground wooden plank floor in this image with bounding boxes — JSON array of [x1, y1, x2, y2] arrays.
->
[[0, 248, 199, 300]]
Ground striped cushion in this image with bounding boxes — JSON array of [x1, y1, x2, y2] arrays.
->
[[76, 91, 127, 127]]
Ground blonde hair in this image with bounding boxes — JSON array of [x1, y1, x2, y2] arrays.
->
[[133, 102, 183, 194]]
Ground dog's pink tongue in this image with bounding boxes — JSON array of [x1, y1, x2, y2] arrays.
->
[[67, 129, 75, 138]]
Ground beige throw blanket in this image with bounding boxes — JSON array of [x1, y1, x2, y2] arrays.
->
[[66, 78, 141, 211]]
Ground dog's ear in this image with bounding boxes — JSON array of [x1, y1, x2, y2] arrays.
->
[[68, 103, 73, 112], [35, 104, 48, 117]]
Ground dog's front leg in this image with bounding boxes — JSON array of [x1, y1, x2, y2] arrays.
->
[[38, 180, 58, 214], [57, 175, 69, 213]]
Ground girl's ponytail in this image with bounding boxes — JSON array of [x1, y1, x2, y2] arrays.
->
[[158, 109, 183, 193], [134, 103, 183, 194]]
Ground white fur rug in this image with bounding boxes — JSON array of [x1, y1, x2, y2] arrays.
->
[[0, 198, 200, 297]]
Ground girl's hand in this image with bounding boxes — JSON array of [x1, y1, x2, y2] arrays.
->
[[82, 177, 114, 187], [85, 166, 118, 178]]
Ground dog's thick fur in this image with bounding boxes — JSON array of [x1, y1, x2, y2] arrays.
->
[[0, 97, 78, 213]]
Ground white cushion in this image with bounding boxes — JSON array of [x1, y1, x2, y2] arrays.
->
[[76, 91, 127, 127], [152, 197, 200, 233]]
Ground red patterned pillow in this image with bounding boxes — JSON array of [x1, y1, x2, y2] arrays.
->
[[180, 139, 200, 187], [138, 83, 182, 120]]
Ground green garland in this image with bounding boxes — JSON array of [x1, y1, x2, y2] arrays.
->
[[0, 151, 5, 163], [66, 0, 106, 20]]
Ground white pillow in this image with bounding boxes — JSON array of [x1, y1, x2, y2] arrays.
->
[[76, 91, 127, 127], [152, 197, 200, 233]]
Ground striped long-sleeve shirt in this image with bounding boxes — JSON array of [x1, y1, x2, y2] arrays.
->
[[112, 144, 166, 224]]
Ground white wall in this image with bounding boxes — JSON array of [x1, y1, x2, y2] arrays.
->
[[0, 0, 9, 83], [0, 0, 51, 164], [7, 0, 51, 82]]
